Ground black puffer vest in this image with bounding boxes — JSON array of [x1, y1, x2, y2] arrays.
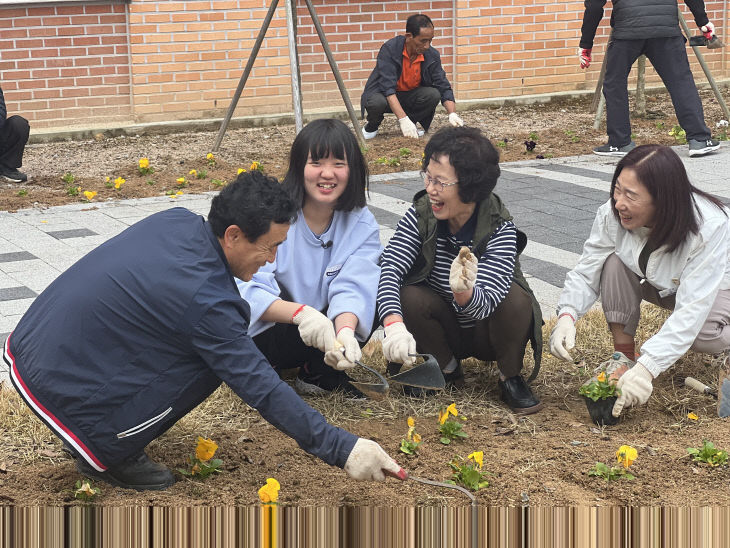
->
[[403, 190, 543, 381], [611, 0, 682, 40]]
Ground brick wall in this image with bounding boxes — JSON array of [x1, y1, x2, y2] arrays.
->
[[0, 0, 727, 129], [0, 2, 131, 129]]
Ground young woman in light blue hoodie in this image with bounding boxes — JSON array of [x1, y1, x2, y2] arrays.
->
[[237, 119, 382, 396]]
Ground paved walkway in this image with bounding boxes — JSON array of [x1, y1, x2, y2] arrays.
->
[[1, 145, 729, 384]]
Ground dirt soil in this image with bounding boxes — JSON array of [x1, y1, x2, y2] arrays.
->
[[1, 90, 730, 508], [5, 88, 730, 212]]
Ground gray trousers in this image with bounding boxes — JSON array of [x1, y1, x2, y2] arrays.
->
[[600, 253, 730, 354]]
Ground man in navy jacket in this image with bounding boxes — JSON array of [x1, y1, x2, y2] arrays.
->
[[360, 13, 463, 140], [4, 171, 403, 491]]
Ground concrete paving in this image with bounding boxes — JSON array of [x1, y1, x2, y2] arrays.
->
[[1, 144, 729, 384]]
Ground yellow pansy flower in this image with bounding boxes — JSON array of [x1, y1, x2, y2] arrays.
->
[[176, 177, 186, 184], [237, 168, 246, 175], [616, 445, 637, 469], [206, 152, 215, 161], [446, 403, 458, 417], [139, 157, 150, 169], [105, 176, 110, 183], [258, 477, 280, 503], [83, 191, 97, 201], [412, 433, 421, 444], [407, 417, 415, 428], [189, 169, 197, 176], [687, 412, 699, 420], [597, 372, 606, 383], [114, 177, 125, 189], [75, 481, 96, 498], [195, 436, 218, 461], [250, 161, 261, 171], [468, 451, 484, 469]]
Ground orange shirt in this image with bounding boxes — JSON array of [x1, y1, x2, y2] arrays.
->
[[396, 43, 423, 92]]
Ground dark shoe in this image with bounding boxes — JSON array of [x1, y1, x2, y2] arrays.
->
[[0, 166, 27, 183], [295, 367, 366, 399], [688, 138, 721, 157], [443, 363, 465, 389], [76, 452, 175, 491], [498, 376, 543, 415], [592, 141, 636, 157]]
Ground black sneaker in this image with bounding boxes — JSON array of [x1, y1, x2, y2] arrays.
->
[[498, 376, 543, 415], [0, 166, 27, 183], [688, 139, 721, 157], [592, 141, 636, 157], [295, 367, 366, 399], [76, 451, 175, 491]]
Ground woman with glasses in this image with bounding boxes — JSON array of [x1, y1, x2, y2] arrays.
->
[[237, 119, 381, 398], [377, 126, 543, 413]]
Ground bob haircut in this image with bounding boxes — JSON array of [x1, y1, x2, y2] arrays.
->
[[208, 170, 296, 242], [282, 118, 368, 211], [406, 14, 433, 37], [611, 144, 726, 252], [422, 126, 500, 204]]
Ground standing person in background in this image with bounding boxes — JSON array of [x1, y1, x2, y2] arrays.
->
[[237, 119, 382, 397], [0, 86, 30, 182], [360, 13, 463, 141], [579, 0, 721, 157]]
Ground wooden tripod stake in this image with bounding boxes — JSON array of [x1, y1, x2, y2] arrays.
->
[[212, 0, 364, 151]]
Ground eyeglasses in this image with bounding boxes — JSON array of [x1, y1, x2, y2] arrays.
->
[[420, 171, 458, 192]]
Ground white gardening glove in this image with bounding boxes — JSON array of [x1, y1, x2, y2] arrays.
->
[[398, 116, 419, 139], [612, 362, 654, 417], [448, 112, 464, 127], [549, 314, 576, 361], [344, 438, 406, 481], [449, 247, 478, 293], [382, 321, 417, 367], [323, 327, 360, 371], [701, 21, 715, 39], [292, 305, 336, 353]]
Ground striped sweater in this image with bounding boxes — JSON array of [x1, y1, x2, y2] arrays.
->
[[377, 206, 517, 327]]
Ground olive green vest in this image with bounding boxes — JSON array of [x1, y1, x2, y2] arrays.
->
[[403, 190, 543, 381]]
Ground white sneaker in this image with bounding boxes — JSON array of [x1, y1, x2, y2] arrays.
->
[[417, 129, 425, 137], [362, 126, 377, 140]]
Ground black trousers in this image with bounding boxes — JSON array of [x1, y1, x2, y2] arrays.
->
[[0, 115, 30, 169], [400, 282, 533, 378], [363, 86, 441, 132], [603, 35, 710, 146]]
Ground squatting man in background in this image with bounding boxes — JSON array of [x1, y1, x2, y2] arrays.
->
[[549, 145, 730, 418], [360, 13, 463, 140], [3, 171, 404, 491]]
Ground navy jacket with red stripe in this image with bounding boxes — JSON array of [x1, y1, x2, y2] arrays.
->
[[6, 208, 356, 468]]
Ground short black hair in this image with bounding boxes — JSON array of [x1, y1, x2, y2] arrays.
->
[[406, 14, 433, 37], [208, 170, 296, 242], [282, 118, 368, 211], [422, 126, 500, 203], [611, 144, 726, 252]]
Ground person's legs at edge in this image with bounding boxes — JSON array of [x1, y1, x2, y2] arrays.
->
[[362, 93, 390, 134]]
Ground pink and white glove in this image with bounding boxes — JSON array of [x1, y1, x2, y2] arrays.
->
[[344, 438, 406, 481], [324, 326, 360, 371], [612, 362, 654, 417], [579, 48, 592, 69], [292, 305, 336, 354], [382, 321, 417, 367], [701, 21, 716, 39]]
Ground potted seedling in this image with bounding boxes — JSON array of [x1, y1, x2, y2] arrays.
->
[[579, 370, 621, 426]]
